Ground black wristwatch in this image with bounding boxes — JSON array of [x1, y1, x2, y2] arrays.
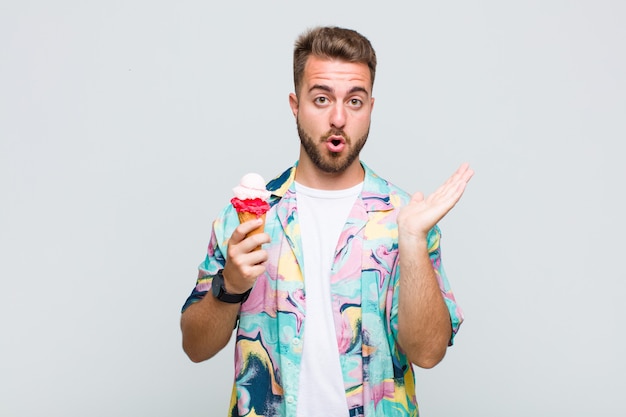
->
[[211, 269, 251, 304]]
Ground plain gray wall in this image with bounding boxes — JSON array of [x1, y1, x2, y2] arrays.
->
[[1, 1, 625, 416]]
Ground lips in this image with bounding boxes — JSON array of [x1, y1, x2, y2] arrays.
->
[[326, 135, 346, 153]]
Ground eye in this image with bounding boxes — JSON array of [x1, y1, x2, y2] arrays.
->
[[314, 97, 329, 105], [349, 98, 363, 108]]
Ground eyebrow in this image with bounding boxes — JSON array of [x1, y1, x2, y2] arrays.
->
[[309, 84, 370, 97]]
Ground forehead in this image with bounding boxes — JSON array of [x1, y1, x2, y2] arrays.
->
[[302, 55, 372, 94]]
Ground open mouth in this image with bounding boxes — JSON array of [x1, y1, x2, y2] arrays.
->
[[326, 136, 346, 153]]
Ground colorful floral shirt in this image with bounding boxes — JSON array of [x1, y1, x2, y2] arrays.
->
[[182, 162, 464, 417]]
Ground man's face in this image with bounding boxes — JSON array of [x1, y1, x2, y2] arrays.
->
[[289, 56, 374, 174]]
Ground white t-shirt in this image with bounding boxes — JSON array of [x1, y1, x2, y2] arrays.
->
[[294, 181, 362, 417]]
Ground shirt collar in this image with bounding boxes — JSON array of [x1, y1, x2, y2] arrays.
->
[[266, 161, 395, 212]]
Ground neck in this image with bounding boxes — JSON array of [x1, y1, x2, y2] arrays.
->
[[295, 157, 364, 190]]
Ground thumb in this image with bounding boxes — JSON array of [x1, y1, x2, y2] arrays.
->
[[411, 191, 425, 204]]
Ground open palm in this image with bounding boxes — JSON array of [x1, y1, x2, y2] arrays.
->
[[398, 163, 474, 239]]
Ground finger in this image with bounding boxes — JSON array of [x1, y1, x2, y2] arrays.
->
[[451, 163, 471, 183], [225, 240, 268, 275], [246, 244, 269, 265], [232, 218, 265, 241], [434, 171, 465, 198], [223, 259, 266, 293], [445, 173, 472, 204], [231, 246, 269, 271], [242, 232, 271, 253], [458, 161, 470, 173], [444, 164, 473, 192], [432, 171, 471, 204], [439, 163, 468, 189]]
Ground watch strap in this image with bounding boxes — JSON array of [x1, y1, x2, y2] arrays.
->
[[212, 270, 251, 304]]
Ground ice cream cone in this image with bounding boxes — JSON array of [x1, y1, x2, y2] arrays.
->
[[231, 172, 270, 251]]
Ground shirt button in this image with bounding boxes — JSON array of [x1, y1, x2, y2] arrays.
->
[[286, 395, 295, 404], [292, 338, 301, 346]]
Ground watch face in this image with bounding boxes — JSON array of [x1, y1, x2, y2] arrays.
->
[[211, 269, 251, 303], [211, 272, 223, 298]]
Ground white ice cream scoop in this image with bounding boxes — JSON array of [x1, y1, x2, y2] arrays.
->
[[232, 173, 270, 201]]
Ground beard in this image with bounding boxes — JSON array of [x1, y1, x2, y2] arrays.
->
[[297, 119, 369, 174]]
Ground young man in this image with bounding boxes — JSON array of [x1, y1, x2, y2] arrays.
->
[[181, 26, 473, 417]]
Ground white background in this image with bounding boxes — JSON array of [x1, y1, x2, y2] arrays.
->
[[1, 1, 625, 416]]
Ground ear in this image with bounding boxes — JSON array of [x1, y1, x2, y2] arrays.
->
[[288, 93, 299, 118]]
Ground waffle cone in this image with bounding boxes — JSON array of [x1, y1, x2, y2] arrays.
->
[[237, 211, 266, 250]]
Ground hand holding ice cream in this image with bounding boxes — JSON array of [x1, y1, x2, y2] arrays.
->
[[231, 173, 270, 250]]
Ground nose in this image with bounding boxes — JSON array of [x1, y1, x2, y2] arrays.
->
[[329, 103, 346, 129]]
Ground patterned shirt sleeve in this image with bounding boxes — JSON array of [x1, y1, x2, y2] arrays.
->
[[181, 207, 232, 313]]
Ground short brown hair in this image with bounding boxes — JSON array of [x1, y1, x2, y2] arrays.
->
[[293, 26, 377, 96]]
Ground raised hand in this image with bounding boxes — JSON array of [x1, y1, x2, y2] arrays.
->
[[397, 163, 474, 240]]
